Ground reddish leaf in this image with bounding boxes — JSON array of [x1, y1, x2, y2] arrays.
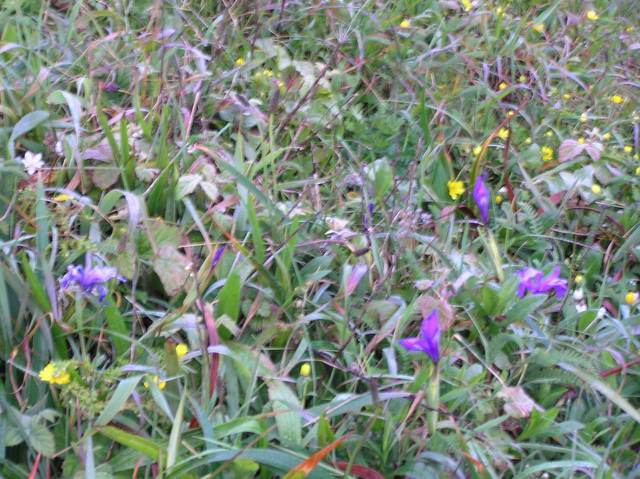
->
[[283, 433, 352, 479], [333, 461, 385, 479]]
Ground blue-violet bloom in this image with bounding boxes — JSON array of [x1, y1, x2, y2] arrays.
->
[[60, 264, 125, 303], [473, 173, 490, 224], [516, 266, 567, 298], [398, 310, 440, 362]]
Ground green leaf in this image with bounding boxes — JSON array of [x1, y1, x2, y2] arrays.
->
[[8, 111, 49, 158], [216, 271, 241, 324], [27, 420, 55, 458], [166, 391, 186, 470], [96, 376, 142, 426], [153, 245, 191, 296], [97, 426, 161, 461], [268, 380, 302, 445]]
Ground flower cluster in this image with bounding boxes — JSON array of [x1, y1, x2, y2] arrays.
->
[[60, 264, 126, 303], [516, 266, 568, 298]]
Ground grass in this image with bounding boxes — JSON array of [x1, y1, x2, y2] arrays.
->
[[1, 0, 640, 477]]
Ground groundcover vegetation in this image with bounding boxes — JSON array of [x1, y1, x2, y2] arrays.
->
[[1, 0, 639, 477]]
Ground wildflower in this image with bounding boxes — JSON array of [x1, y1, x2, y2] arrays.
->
[[579, 112, 588, 123], [53, 193, 71, 202], [578, 138, 585, 144], [624, 146, 633, 153], [300, 363, 311, 376], [610, 95, 625, 104], [473, 173, 490, 224], [532, 23, 544, 33], [498, 128, 510, 139], [573, 288, 584, 301], [516, 266, 568, 298], [545, 130, 554, 137], [602, 132, 612, 140], [447, 180, 465, 200], [525, 137, 532, 144], [60, 264, 126, 303], [144, 375, 166, 390], [18, 151, 44, 176], [495, 194, 503, 204], [625, 291, 638, 305], [498, 82, 508, 91], [586, 10, 599, 21], [262, 69, 273, 77], [575, 274, 584, 283], [39, 362, 71, 385], [235, 58, 245, 66], [176, 344, 189, 359], [563, 93, 571, 99], [541, 146, 554, 161], [591, 184, 601, 194], [507, 111, 515, 118], [518, 75, 527, 83], [473, 145, 482, 156], [627, 26, 635, 32], [496, 6, 505, 17], [461, 0, 472, 11], [399, 19, 410, 28], [398, 310, 440, 363]]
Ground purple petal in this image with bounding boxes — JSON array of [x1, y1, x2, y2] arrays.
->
[[420, 310, 440, 343], [398, 337, 429, 352], [473, 174, 491, 224]]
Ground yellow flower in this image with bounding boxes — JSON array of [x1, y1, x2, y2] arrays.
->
[[626, 26, 635, 32], [525, 137, 532, 144], [496, 6, 505, 17], [461, 0, 472, 11], [611, 95, 625, 104], [563, 93, 571, 99], [498, 82, 508, 90], [541, 146, 554, 161], [262, 69, 274, 77], [399, 19, 410, 28], [532, 23, 545, 33], [579, 112, 588, 123], [38, 362, 70, 385], [498, 128, 510, 139], [176, 344, 189, 359], [624, 146, 633, 153], [53, 193, 71, 202], [625, 291, 638, 305], [473, 145, 482, 156], [578, 138, 585, 144], [591, 184, 601, 194], [575, 274, 584, 284], [144, 376, 166, 390], [636, 166, 640, 175], [518, 75, 527, 83], [447, 180, 465, 200], [506, 111, 515, 118], [495, 194, 503, 204], [586, 10, 599, 21], [602, 132, 612, 140], [235, 58, 245, 66], [545, 130, 554, 137], [300, 363, 311, 376]]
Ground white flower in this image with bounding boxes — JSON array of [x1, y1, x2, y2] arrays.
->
[[576, 303, 587, 313], [573, 288, 584, 301], [596, 307, 607, 319], [18, 151, 44, 176]]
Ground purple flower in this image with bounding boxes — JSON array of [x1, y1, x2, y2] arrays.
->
[[398, 310, 440, 362], [60, 264, 125, 303], [516, 266, 567, 298], [473, 174, 490, 225]]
